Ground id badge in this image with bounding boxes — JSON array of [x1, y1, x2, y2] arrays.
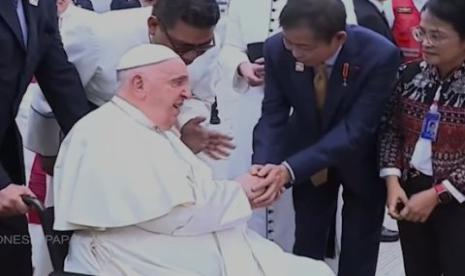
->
[[420, 110, 441, 141]]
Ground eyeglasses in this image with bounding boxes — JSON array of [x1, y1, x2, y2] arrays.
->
[[412, 26, 452, 46], [159, 22, 215, 61]]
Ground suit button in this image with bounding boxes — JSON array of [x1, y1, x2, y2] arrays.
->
[[269, 29, 274, 33], [272, 8, 276, 12], [268, 220, 274, 224], [270, 18, 275, 22], [268, 229, 274, 234]]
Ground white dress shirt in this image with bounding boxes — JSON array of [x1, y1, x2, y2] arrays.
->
[[16, 0, 28, 46]]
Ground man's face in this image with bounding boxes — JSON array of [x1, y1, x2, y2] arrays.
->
[[148, 17, 216, 65], [282, 26, 346, 66], [142, 58, 191, 130]]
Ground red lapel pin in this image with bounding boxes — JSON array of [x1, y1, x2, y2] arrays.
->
[[342, 63, 350, 87]]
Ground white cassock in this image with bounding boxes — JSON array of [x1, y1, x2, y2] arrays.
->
[[218, 0, 295, 252], [25, 4, 100, 157], [53, 96, 334, 276]]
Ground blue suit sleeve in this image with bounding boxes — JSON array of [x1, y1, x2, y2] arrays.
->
[[252, 40, 291, 165]]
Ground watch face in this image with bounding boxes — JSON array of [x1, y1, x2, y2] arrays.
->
[[439, 191, 453, 204]]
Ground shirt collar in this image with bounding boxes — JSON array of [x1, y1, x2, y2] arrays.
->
[[325, 46, 342, 67], [111, 96, 158, 130]]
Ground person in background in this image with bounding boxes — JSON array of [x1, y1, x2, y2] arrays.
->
[[379, 0, 465, 275], [24, 1, 100, 274], [381, 0, 427, 62], [218, 0, 295, 252], [0, 0, 90, 274]]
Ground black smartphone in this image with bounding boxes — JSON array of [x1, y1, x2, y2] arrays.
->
[[247, 42, 264, 62]]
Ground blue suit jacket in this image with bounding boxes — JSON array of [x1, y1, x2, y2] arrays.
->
[[252, 26, 401, 193]]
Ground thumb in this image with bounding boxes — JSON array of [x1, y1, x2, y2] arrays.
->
[[400, 204, 409, 218], [399, 191, 409, 204], [250, 165, 263, 176]]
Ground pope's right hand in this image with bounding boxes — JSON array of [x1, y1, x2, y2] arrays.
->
[[235, 174, 266, 209], [0, 184, 36, 217]]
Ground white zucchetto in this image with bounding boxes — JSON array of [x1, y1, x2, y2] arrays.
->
[[116, 44, 180, 71]]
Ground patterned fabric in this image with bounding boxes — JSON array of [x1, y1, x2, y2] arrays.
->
[[379, 61, 465, 193]]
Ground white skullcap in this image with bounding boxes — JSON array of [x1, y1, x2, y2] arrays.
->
[[116, 44, 180, 71]]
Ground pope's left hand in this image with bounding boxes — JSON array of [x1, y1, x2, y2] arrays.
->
[[203, 129, 236, 160], [250, 164, 290, 208], [400, 188, 439, 223]]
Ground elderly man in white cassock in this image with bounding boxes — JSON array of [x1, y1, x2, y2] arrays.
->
[[53, 44, 334, 276]]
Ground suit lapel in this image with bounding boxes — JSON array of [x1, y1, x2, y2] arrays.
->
[[0, 0, 26, 50], [290, 62, 323, 131], [323, 28, 360, 129]]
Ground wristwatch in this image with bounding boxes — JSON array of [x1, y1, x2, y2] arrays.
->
[[433, 183, 453, 204]]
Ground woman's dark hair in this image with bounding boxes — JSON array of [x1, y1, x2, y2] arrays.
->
[[424, 0, 465, 40]]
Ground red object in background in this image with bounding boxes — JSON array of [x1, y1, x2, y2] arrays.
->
[[392, 0, 422, 62], [27, 155, 47, 224]]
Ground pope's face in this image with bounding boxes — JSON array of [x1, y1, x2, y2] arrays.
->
[[143, 58, 191, 130]]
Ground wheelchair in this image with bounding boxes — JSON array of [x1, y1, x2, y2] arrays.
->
[[23, 196, 93, 276]]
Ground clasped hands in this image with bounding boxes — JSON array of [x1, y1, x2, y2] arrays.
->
[[386, 176, 439, 223], [236, 164, 291, 209]]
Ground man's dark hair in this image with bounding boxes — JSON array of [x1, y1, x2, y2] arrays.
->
[[152, 0, 220, 29], [424, 0, 465, 40], [279, 0, 347, 42]]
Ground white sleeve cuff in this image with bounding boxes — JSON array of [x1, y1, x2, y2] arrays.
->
[[232, 67, 250, 94], [442, 180, 465, 204], [380, 168, 402, 178], [282, 161, 296, 183]]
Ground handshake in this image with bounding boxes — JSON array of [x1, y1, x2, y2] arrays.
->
[[235, 164, 292, 209]]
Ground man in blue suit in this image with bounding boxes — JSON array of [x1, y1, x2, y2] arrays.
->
[[250, 0, 401, 275]]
